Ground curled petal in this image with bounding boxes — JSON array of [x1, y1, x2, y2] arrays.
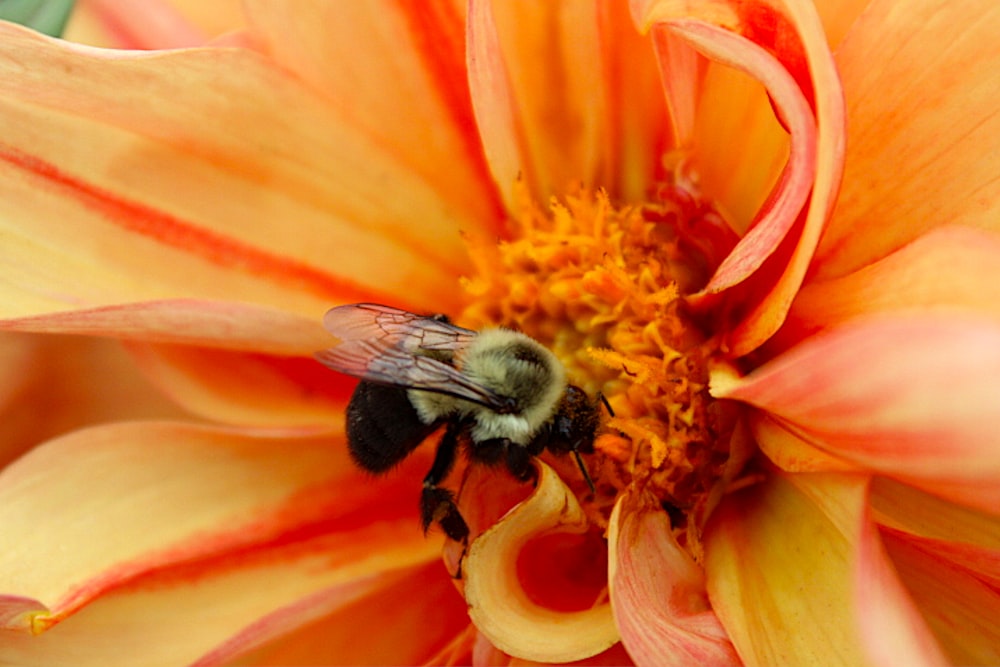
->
[[706, 472, 946, 666], [634, 0, 846, 355], [667, 20, 815, 294], [462, 461, 619, 663], [712, 315, 1000, 513], [608, 489, 738, 667]]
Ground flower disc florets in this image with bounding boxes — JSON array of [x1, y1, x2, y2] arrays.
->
[[460, 176, 741, 558]]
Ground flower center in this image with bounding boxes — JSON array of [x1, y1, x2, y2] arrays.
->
[[460, 177, 741, 558]]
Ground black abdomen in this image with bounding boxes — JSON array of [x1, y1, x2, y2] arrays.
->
[[346, 382, 440, 473]]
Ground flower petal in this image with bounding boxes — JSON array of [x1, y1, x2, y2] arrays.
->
[[712, 315, 1000, 513], [881, 530, 1000, 666], [0, 421, 434, 630], [67, 0, 215, 49], [608, 489, 738, 667], [0, 531, 440, 667], [751, 412, 860, 473], [663, 19, 815, 292], [237, 562, 470, 667], [127, 343, 350, 429], [816, 0, 1000, 279], [0, 334, 189, 468], [0, 23, 469, 318], [633, 0, 846, 355], [461, 461, 618, 663], [786, 226, 1000, 344], [0, 299, 329, 355], [706, 472, 946, 666], [243, 1, 503, 236]]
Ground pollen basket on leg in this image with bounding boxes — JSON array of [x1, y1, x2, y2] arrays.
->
[[460, 182, 738, 541]]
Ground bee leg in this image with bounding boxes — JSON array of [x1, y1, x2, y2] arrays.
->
[[419, 421, 469, 544]]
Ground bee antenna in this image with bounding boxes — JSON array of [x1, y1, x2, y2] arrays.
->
[[574, 449, 596, 494], [598, 392, 615, 417]]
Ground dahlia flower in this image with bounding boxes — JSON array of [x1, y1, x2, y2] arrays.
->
[[0, 1, 996, 666]]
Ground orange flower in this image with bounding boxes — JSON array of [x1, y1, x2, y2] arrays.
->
[[0, 1, 997, 666]]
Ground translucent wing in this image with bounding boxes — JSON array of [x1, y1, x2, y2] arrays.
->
[[316, 303, 511, 411], [322, 303, 476, 355]]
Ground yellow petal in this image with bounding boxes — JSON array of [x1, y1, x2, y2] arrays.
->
[[816, 0, 1000, 279], [0, 421, 434, 630], [462, 461, 619, 663], [0, 536, 439, 667], [706, 472, 947, 666]]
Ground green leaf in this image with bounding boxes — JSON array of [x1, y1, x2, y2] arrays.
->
[[0, 0, 76, 38]]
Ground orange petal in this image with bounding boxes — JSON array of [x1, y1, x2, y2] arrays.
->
[[0, 421, 434, 630], [67, 0, 212, 48], [0, 530, 440, 667], [712, 315, 1000, 513], [0, 299, 329, 355], [243, 1, 503, 237], [239, 561, 470, 667], [608, 489, 738, 666], [475, 0, 606, 197], [706, 472, 946, 666], [816, 0, 1000, 280], [127, 343, 350, 429], [461, 461, 618, 663], [0, 23, 469, 318], [787, 226, 1000, 344], [0, 334, 189, 469], [881, 530, 1000, 666]]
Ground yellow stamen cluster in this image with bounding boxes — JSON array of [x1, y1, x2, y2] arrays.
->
[[461, 182, 736, 555]]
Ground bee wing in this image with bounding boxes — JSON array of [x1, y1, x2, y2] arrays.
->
[[317, 303, 510, 410], [322, 303, 476, 354], [316, 341, 509, 410]]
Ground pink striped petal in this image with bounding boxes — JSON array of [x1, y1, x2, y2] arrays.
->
[[706, 472, 946, 666], [608, 490, 738, 667], [712, 315, 1000, 512], [0, 23, 470, 319], [0, 299, 329, 355], [816, 0, 1000, 280], [0, 421, 435, 630]]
